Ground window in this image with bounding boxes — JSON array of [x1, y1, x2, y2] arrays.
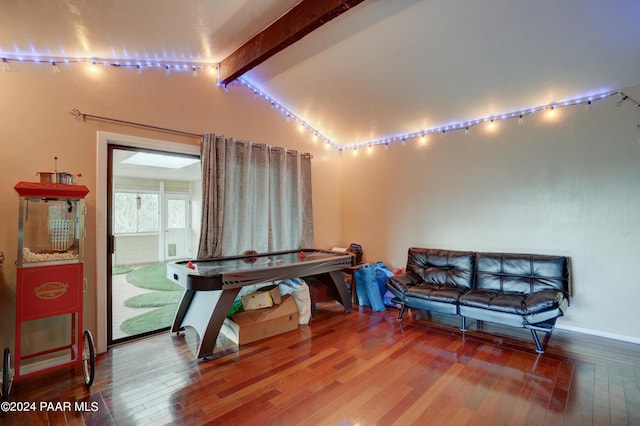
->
[[167, 199, 186, 229], [114, 192, 159, 234]]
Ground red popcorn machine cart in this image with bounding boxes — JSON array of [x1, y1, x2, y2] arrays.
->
[[1, 181, 95, 401]]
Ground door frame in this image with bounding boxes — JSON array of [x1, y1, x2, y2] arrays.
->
[[97, 131, 199, 353]]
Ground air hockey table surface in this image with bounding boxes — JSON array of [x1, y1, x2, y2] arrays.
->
[[167, 248, 354, 290]]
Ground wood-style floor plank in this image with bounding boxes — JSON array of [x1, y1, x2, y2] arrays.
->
[[3, 303, 640, 425]]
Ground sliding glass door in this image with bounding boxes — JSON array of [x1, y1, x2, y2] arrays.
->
[[107, 145, 201, 345]]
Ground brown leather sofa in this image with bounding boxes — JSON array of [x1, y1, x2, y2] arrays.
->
[[386, 247, 571, 353]]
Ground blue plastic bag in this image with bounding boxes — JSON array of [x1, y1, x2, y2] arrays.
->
[[374, 261, 393, 297], [355, 263, 386, 311]]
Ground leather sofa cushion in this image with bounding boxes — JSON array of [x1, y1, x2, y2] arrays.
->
[[406, 283, 467, 304], [475, 252, 569, 295], [406, 248, 475, 289], [458, 288, 567, 314]]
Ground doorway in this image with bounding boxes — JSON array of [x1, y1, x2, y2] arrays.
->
[[107, 145, 201, 345]]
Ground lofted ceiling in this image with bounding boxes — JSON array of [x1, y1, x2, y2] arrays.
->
[[2, 0, 640, 147]]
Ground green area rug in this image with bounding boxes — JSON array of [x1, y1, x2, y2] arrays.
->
[[126, 263, 183, 291], [120, 263, 184, 336], [124, 291, 183, 308], [112, 265, 133, 275], [120, 303, 179, 335]]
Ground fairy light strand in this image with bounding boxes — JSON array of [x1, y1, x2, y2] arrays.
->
[[237, 77, 341, 149], [238, 77, 633, 151], [2, 54, 637, 151], [0, 55, 217, 75]]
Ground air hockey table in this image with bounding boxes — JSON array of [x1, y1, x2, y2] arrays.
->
[[166, 248, 354, 358]]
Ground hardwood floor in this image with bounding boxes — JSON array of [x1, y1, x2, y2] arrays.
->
[[3, 302, 640, 425]]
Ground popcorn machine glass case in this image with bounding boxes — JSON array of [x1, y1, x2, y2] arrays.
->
[[15, 182, 88, 267], [10, 182, 95, 390]]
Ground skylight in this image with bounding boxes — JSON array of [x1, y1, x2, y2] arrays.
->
[[121, 152, 200, 169]]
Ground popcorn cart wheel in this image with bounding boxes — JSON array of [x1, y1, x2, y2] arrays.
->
[[82, 330, 95, 387], [2, 347, 12, 401]]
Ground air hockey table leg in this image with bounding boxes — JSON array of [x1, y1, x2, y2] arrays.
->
[[172, 288, 241, 359], [171, 289, 195, 334], [327, 270, 353, 313]]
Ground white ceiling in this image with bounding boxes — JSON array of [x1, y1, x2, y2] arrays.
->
[[2, 0, 640, 147]]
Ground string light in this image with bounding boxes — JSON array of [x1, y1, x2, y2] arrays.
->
[[218, 78, 637, 152], [342, 91, 627, 150], [0, 55, 214, 79], [237, 77, 341, 149], [1, 54, 636, 152]]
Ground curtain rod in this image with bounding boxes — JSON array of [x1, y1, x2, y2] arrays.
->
[[69, 108, 201, 138], [69, 108, 313, 158]]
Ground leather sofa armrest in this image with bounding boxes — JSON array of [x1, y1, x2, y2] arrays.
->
[[388, 272, 419, 287], [386, 272, 420, 298]]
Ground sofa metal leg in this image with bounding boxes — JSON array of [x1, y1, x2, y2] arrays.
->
[[531, 329, 545, 353], [396, 303, 406, 321], [460, 316, 467, 331]]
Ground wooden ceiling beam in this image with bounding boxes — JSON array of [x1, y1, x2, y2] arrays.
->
[[218, 0, 366, 86]]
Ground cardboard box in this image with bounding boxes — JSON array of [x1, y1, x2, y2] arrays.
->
[[241, 284, 281, 310], [221, 295, 299, 345]]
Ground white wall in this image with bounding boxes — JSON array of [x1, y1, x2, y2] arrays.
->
[[341, 84, 640, 341], [113, 235, 160, 266]]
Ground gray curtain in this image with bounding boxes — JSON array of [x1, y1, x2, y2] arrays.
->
[[197, 133, 314, 258]]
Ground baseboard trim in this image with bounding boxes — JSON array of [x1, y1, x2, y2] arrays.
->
[[556, 323, 640, 345]]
